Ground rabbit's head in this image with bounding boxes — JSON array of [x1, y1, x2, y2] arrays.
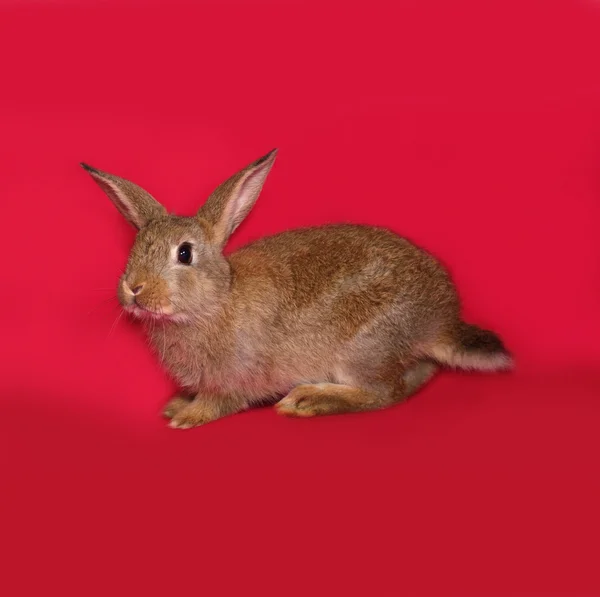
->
[[82, 150, 277, 322]]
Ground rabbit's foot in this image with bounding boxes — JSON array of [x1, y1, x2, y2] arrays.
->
[[276, 383, 380, 417], [168, 394, 247, 429], [162, 396, 193, 419], [169, 402, 215, 429]]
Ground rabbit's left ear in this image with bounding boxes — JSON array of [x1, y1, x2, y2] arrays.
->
[[81, 163, 167, 230], [198, 149, 277, 247]]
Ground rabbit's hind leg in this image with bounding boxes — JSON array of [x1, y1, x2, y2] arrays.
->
[[275, 383, 384, 417], [275, 359, 438, 418], [402, 361, 438, 397]]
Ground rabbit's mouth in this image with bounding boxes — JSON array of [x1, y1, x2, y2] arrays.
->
[[128, 303, 175, 321]]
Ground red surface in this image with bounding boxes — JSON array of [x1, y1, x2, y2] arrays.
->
[[1, 0, 600, 595]]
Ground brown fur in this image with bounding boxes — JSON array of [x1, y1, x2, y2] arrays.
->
[[82, 149, 513, 429]]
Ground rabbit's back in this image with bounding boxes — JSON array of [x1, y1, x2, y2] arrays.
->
[[229, 224, 460, 366]]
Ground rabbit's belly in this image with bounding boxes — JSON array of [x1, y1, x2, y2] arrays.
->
[[156, 324, 341, 399], [164, 345, 293, 400], [201, 376, 292, 402], [182, 370, 293, 403]]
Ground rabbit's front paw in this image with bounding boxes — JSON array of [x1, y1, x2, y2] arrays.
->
[[162, 396, 193, 419], [168, 402, 215, 430]]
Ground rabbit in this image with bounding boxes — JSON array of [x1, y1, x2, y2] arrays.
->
[[82, 149, 513, 429]]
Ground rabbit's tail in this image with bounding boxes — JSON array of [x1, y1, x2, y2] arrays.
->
[[427, 322, 513, 372]]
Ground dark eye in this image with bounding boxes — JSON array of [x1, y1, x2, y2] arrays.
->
[[177, 243, 193, 265]]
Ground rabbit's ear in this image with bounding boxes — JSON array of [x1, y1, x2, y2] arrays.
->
[[198, 149, 277, 246], [81, 163, 167, 230]]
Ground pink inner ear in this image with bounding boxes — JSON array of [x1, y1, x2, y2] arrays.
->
[[228, 163, 274, 232], [84, 160, 168, 229], [101, 180, 138, 224]]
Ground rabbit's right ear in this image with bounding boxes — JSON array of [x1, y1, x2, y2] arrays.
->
[[81, 163, 167, 230]]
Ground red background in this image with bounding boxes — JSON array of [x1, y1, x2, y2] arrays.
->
[[2, 0, 600, 594]]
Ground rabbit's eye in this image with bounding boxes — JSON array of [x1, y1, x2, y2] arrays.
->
[[177, 243, 193, 265]]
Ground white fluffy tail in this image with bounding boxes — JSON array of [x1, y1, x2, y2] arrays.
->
[[428, 322, 513, 372]]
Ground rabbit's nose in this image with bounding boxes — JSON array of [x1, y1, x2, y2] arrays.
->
[[122, 280, 145, 297]]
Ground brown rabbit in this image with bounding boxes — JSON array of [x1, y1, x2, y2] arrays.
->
[[82, 149, 512, 429]]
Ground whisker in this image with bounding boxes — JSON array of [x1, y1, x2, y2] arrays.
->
[[105, 309, 125, 342], [159, 306, 167, 361], [86, 296, 118, 317]]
